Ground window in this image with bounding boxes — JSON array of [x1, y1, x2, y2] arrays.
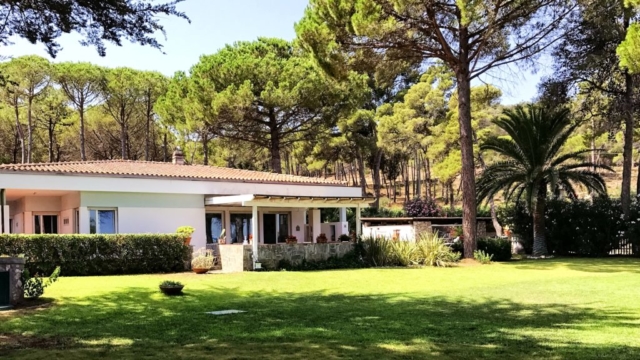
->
[[206, 213, 224, 244], [89, 209, 117, 234], [74, 209, 80, 234], [230, 213, 253, 244], [34, 215, 58, 234]]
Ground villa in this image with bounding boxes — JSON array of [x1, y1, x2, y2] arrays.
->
[[0, 149, 372, 268]]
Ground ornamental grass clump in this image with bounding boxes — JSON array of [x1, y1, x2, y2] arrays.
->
[[191, 248, 216, 270], [415, 233, 461, 267]]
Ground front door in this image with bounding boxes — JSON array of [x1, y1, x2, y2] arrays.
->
[[263, 214, 277, 244]]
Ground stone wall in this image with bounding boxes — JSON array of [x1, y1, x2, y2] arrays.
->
[[219, 245, 249, 273], [477, 221, 487, 238], [412, 221, 432, 238], [218, 243, 355, 272], [256, 242, 354, 270], [0, 257, 25, 306]]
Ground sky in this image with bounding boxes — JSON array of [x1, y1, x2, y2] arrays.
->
[[0, 0, 550, 105]]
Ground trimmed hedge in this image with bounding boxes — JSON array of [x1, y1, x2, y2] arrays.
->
[[0, 234, 190, 276], [498, 197, 639, 256], [451, 237, 512, 261]]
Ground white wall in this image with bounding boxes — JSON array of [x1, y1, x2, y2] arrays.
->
[[80, 192, 206, 247], [321, 222, 349, 241], [363, 224, 415, 241]]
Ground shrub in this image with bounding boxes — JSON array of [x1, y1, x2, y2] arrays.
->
[[361, 236, 395, 266], [338, 234, 351, 242], [0, 234, 190, 276], [415, 233, 461, 267], [22, 266, 61, 298], [191, 248, 216, 269], [477, 237, 511, 261], [390, 240, 418, 266], [160, 280, 183, 287], [498, 197, 634, 256], [474, 250, 493, 264], [404, 197, 442, 217], [176, 226, 195, 236]]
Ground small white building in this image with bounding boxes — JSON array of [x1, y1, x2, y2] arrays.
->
[[0, 150, 371, 263]]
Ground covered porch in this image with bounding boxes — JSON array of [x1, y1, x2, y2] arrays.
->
[[204, 194, 373, 269]]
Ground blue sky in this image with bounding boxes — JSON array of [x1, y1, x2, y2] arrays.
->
[[1, 0, 548, 105]]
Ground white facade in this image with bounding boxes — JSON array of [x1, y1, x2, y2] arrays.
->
[[1, 171, 366, 250]]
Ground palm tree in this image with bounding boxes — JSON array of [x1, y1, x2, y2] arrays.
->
[[476, 105, 612, 256]]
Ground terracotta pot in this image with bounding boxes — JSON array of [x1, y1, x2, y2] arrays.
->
[[184, 236, 192, 246], [192, 268, 209, 274], [159, 285, 184, 295]]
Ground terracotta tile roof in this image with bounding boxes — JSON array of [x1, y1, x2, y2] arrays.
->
[[0, 160, 347, 186]]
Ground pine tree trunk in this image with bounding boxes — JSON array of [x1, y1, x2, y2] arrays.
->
[[356, 151, 367, 197], [202, 133, 209, 165], [621, 13, 634, 219], [145, 94, 152, 161], [456, 53, 478, 259], [27, 97, 33, 163], [532, 191, 548, 256], [79, 102, 87, 161], [425, 157, 432, 199], [14, 101, 25, 164], [163, 132, 168, 162], [48, 117, 54, 162], [373, 149, 383, 208]]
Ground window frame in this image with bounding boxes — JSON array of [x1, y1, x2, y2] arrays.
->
[[33, 212, 59, 234], [88, 208, 118, 234], [205, 212, 224, 244]]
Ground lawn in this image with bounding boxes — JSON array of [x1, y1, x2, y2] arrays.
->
[[2, 258, 640, 359]]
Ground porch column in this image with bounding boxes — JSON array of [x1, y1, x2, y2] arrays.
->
[[355, 204, 362, 237], [311, 208, 321, 243], [339, 207, 347, 222], [251, 205, 259, 266], [338, 207, 348, 237]]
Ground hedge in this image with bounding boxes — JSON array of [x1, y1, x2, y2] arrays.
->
[[0, 234, 191, 276], [498, 197, 640, 256], [451, 237, 512, 261]]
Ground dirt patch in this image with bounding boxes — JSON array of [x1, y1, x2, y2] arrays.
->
[[0, 332, 73, 351], [0, 298, 55, 318], [458, 259, 482, 267]]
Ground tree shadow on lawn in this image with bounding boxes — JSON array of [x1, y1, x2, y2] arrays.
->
[[511, 257, 640, 274], [2, 286, 639, 359]]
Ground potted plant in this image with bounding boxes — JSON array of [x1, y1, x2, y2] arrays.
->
[[285, 235, 298, 244], [450, 226, 464, 240], [338, 234, 351, 242], [177, 226, 195, 246], [316, 233, 328, 243], [159, 280, 184, 295], [191, 248, 215, 274]]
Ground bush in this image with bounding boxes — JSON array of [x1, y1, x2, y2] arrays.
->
[[23, 266, 60, 298], [360, 234, 460, 267], [0, 234, 190, 276], [404, 197, 442, 217], [477, 237, 511, 261], [473, 250, 493, 264], [191, 248, 216, 269], [498, 197, 636, 256], [415, 233, 461, 267]]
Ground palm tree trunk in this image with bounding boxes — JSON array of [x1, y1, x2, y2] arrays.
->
[[532, 191, 548, 257]]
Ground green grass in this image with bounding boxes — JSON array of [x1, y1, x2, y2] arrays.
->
[[2, 258, 640, 359]]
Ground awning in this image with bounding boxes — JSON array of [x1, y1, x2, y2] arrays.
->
[[204, 194, 375, 208]]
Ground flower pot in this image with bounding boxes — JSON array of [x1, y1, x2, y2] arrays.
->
[[184, 236, 192, 246], [192, 268, 209, 274], [159, 285, 184, 295]]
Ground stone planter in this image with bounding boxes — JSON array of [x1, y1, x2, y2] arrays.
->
[[0, 257, 25, 308], [159, 285, 184, 296]]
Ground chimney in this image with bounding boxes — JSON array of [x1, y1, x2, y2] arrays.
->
[[172, 146, 185, 165]]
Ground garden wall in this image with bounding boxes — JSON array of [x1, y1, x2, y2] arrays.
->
[[217, 243, 355, 272]]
